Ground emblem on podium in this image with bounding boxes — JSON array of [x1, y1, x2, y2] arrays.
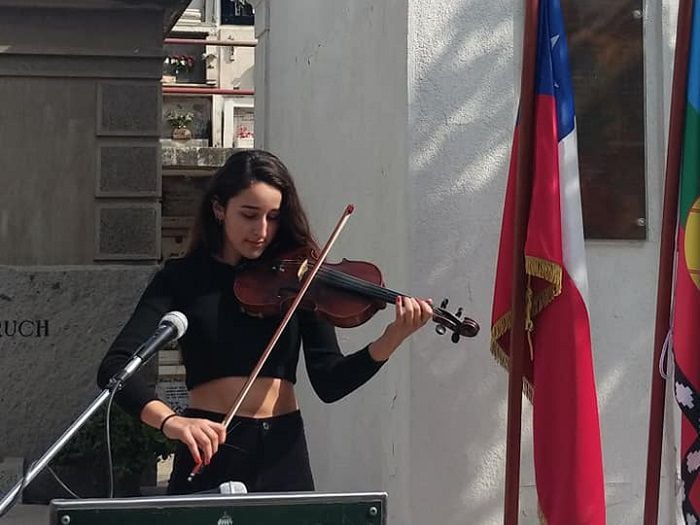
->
[[217, 511, 233, 525]]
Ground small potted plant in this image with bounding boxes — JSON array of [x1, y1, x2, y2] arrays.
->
[[235, 125, 254, 149], [167, 111, 195, 140]]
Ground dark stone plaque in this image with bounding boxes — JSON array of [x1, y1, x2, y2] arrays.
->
[[96, 204, 160, 260], [97, 143, 161, 196], [563, 1, 646, 239], [97, 82, 161, 136]]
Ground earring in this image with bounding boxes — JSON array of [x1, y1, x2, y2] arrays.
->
[[215, 215, 223, 224]]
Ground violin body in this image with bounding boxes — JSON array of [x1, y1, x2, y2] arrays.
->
[[234, 248, 388, 328], [233, 247, 479, 342]]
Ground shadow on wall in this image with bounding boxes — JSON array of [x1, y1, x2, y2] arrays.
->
[[407, 0, 654, 523], [408, 2, 528, 523]]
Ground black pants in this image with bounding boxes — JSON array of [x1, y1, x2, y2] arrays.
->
[[167, 408, 315, 494]]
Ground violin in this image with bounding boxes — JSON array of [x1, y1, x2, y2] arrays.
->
[[234, 247, 480, 343]]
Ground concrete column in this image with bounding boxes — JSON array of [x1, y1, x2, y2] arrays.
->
[[0, 0, 188, 464]]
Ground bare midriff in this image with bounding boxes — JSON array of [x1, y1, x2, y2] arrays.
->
[[188, 376, 299, 418]]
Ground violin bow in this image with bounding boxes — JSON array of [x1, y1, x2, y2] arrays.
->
[[188, 204, 355, 481]]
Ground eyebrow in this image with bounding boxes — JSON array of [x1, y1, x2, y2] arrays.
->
[[240, 204, 280, 211]]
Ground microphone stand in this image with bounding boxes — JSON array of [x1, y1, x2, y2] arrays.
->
[[0, 353, 152, 516]]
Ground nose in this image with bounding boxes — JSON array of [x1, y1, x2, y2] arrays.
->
[[254, 218, 268, 238]]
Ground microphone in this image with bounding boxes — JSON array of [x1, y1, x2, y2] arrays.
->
[[135, 311, 188, 362], [219, 481, 248, 495], [194, 481, 248, 495], [108, 311, 188, 388]]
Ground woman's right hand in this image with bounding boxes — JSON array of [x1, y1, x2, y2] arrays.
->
[[161, 415, 227, 466]]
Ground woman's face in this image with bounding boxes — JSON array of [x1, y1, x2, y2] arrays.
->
[[213, 182, 283, 265]]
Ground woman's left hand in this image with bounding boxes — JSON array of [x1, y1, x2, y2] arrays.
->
[[369, 296, 433, 362], [389, 295, 433, 340]]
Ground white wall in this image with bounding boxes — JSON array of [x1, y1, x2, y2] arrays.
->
[[408, 1, 524, 523], [253, 1, 412, 523], [255, 0, 681, 523]]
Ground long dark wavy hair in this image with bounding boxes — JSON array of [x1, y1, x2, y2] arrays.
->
[[187, 149, 317, 259]]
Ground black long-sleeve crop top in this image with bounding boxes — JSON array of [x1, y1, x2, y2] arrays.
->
[[97, 252, 386, 417]]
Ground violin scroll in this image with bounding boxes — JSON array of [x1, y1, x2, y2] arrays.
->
[[433, 298, 480, 343]]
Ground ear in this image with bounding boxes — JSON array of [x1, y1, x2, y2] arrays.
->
[[212, 200, 225, 221]]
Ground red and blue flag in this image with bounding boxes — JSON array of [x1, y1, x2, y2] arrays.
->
[[490, 1, 606, 523]]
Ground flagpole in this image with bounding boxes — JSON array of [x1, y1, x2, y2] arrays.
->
[[643, 1, 693, 523], [503, 1, 539, 523]]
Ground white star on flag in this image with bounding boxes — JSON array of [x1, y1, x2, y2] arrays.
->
[[677, 382, 695, 409], [688, 450, 700, 473]]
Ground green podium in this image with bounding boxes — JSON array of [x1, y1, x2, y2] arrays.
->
[[49, 491, 387, 525]]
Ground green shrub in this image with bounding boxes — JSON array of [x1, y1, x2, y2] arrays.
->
[[54, 403, 177, 489]]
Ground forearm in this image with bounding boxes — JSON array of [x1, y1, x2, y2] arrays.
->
[[368, 327, 404, 362], [140, 399, 176, 430], [141, 399, 227, 466]]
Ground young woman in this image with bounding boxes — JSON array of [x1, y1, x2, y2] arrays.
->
[[97, 149, 432, 494]]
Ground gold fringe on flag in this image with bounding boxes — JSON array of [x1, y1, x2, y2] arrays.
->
[[525, 255, 562, 295], [489, 256, 563, 405]]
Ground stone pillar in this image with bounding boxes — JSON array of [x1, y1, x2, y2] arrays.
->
[[0, 0, 188, 463], [0, 0, 193, 265]]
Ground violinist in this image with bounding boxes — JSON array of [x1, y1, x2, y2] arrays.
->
[[96, 149, 433, 495]]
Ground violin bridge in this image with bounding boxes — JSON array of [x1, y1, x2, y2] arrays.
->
[[297, 259, 309, 281]]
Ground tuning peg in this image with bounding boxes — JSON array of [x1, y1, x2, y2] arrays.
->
[[455, 307, 463, 318], [435, 324, 447, 336], [440, 298, 449, 309], [451, 333, 460, 344]]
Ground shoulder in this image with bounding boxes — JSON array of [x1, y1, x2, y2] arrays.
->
[[140, 253, 214, 301], [152, 252, 210, 286], [161, 252, 207, 275]]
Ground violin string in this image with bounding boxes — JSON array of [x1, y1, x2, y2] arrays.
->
[[265, 257, 475, 335], [315, 266, 400, 303], [319, 268, 456, 323], [273, 258, 398, 301], [318, 270, 459, 331], [255, 259, 477, 337], [273, 258, 441, 318]]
